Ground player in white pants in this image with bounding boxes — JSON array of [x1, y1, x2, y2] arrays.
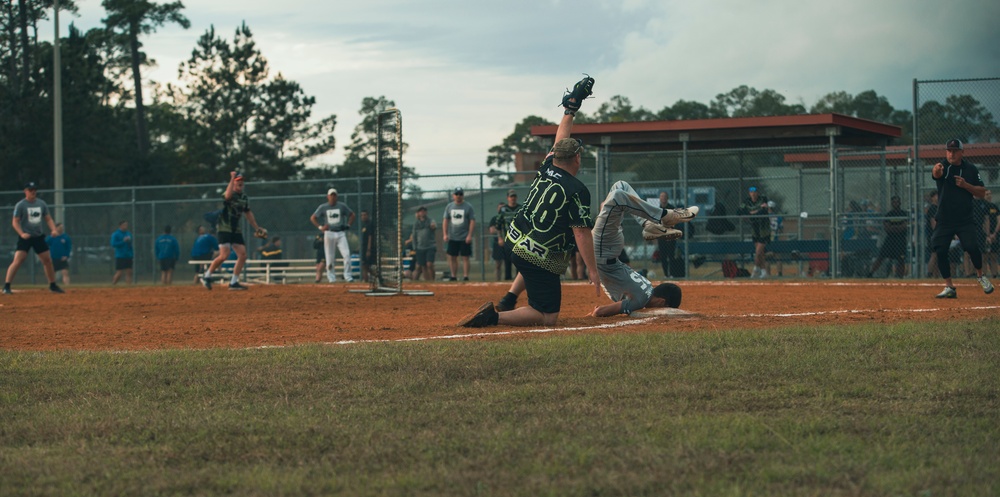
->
[[310, 188, 355, 283], [588, 180, 696, 316]]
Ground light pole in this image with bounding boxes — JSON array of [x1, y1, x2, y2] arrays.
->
[[53, 0, 64, 222]]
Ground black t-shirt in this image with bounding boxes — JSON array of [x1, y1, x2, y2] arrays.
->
[[934, 160, 984, 226], [883, 207, 908, 240], [507, 154, 593, 274]]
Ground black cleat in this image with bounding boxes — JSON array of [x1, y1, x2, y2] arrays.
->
[[458, 302, 500, 328], [228, 282, 248, 291], [201, 276, 212, 290], [49, 283, 65, 294]]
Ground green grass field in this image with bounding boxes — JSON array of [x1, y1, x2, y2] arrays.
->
[[2, 320, 998, 496]]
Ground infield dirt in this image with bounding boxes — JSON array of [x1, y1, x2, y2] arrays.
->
[[1, 280, 997, 351]]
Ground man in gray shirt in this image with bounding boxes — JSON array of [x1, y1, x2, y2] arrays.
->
[[443, 187, 475, 281], [310, 188, 356, 283], [4, 182, 65, 294], [408, 206, 437, 280]]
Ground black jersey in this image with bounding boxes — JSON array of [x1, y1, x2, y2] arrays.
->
[[934, 160, 984, 226], [218, 191, 250, 234], [506, 155, 593, 274]]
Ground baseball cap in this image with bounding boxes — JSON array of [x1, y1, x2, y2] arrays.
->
[[417, 205, 427, 212], [507, 189, 517, 196], [24, 181, 38, 190], [748, 186, 757, 192], [234, 171, 245, 180], [453, 187, 464, 195], [946, 139, 963, 150], [327, 188, 338, 195], [552, 138, 584, 158]]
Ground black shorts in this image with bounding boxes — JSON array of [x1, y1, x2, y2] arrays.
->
[[315, 248, 325, 264], [414, 247, 436, 266], [361, 251, 376, 265], [491, 241, 504, 261], [932, 223, 980, 254], [218, 232, 246, 246], [52, 258, 69, 271], [159, 258, 177, 271], [877, 236, 907, 260], [446, 240, 472, 257], [115, 258, 133, 270], [752, 234, 771, 245], [15, 235, 49, 254], [511, 251, 562, 314]]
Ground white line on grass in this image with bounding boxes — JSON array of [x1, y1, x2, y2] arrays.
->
[[718, 305, 1000, 318]]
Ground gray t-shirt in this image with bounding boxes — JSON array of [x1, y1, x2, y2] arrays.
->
[[411, 217, 437, 250], [443, 202, 475, 240], [313, 202, 354, 231], [13, 198, 50, 237]]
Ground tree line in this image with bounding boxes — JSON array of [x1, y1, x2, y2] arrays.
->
[[1, 0, 402, 191], [3, 1, 997, 191]]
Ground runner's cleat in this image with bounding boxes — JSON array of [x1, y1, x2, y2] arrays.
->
[[935, 286, 957, 299], [977, 275, 994, 295], [642, 223, 683, 241], [228, 282, 248, 291], [49, 283, 65, 294], [201, 276, 212, 290], [660, 206, 699, 227]]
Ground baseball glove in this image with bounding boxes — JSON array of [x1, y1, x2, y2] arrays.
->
[[254, 227, 269, 239], [560, 75, 595, 114]]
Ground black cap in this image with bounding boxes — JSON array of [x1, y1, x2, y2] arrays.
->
[[24, 181, 37, 190], [946, 139, 963, 150], [453, 187, 464, 195]]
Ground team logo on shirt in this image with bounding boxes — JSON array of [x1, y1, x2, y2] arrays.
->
[[27, 207, 42, 224]]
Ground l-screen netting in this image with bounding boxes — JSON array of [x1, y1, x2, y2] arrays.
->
[[371, 109, 404, 293]]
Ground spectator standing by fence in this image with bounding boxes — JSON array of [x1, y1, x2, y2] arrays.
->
[[738, 186, 772, 279], [359, 210, 374, 283], [408, 206, 437, 281], [925, 191, 940, 278], [111, 220, 134, 286], [930, 139, 993, 298], [869, 196, 909, 278], [191, 226, 218, 284], [46, 223, 72, 286], [443, 187, 475, 281], [155, 225, 180, 285]]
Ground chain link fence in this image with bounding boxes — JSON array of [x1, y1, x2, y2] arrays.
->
[[914, 77, 1000, 278], [3, 78, 996, 285]]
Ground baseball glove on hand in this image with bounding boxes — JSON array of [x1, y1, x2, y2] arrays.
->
[[254, 227, 269, 239], [561, 75, 595, 115]]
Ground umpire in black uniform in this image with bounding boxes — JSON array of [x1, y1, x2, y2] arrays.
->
[[930, 139, 994, 298]]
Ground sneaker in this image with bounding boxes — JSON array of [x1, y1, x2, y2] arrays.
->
[[458, 302, 499, 328], [935, 286, 957, 299], [228, 282, 248, 291], [2, 286, 11, 295], [977, 275, 995, 295], [660, 206, 699, 227], [642, 223, 683, 241], [446, 276, 457, 282], [49, 283, 65, 294], [201, 276, 212, 290], [462, 276, 469, 282], [344, 277, 354, 283]]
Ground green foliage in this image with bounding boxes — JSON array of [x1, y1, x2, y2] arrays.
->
[[0, 320, 997, 496]]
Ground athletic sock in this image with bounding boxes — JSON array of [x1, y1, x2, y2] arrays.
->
[[231, 276, 239, 285]]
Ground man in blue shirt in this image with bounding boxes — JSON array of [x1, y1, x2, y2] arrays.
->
[[155, 225, 181, 285], [46, 223, 72, 286], [111, 220, 134, 285], [190, 226, 219, 284]]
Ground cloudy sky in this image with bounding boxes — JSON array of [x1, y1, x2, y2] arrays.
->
[[59, 0, 999, 175]]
